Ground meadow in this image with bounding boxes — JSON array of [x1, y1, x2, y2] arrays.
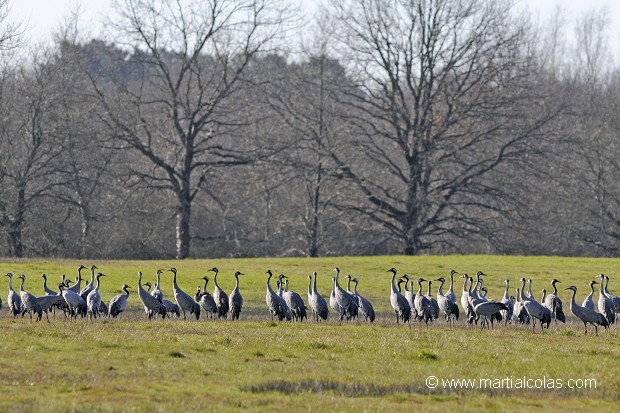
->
[[0, 255, 619, 412]]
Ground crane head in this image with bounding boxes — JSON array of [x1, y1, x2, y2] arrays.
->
[[450, 269, 457, 276], [565, 286, 577, 292], [209, 267, 218, 273], [235, 271, 243, 277], [435, 277, 445, 283], [387, 267, 397, 275], [168, 268, 177, 274], [78, 264, 86, 270]]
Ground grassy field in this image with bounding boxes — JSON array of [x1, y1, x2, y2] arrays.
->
[[0, 255, 619, 412]]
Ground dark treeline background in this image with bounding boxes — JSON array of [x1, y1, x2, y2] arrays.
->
[[1, 0, 619, 260]]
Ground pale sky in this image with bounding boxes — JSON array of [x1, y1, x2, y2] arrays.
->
[[7, 0, 620, 51]]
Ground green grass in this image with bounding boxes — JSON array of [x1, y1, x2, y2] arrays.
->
[[0, 255, 619, 412]]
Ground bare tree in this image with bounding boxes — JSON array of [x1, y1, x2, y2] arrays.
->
[[87, 0, 294, 258], [0, 0, 22, 52], [324, 0, 562, 254], [0, 53, 67, 256]]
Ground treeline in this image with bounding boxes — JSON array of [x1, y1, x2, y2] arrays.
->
[[1, 0, 619, 259]]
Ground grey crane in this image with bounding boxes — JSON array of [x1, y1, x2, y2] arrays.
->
[[198, 276, 217, 319], [387, 268, 411, 324], [597, 274, 615, 325], [307, 272, 329, 322], [352, 277, 375, 323], [17, 275, 43, 321], [426, 280, 440, 320], [151, 269, 165, 303], [333, 268, 356, 323], [435, 277, 459, 325], [401, 275, 417, 319], [460, 274, 474, 321], [544, 279, 566, 323], [79, 265, 98, 302], [36, 291, 64, 322], [41, 274, 57, 296], [283, 278, 307, 322], [329, 276, 340, 314], [566, 285, 609, 336], [445, 270, 458, 304], [500, 279, 514, 324], [68, 265, 86, 294], [519, 278, 551, 332], [512, 288, 530, 324], [276, 277, 293, 321], [602, 275, 620, 312], [137, 272, 166, 319], [59, 281, 87, 320], [5, 273, 23, 317], [343, 275, 359, 320], [582, 280, 597, 310], [108, 285, 131, 318], [86, 273, 106, 319], [265, 270, 287, 321], [145, 281, 180, 318], [169, 268, 200, 320], [413, 277, 432, 324], [228, 271, 244, 321], [209, 267, 229, 318], [473, 299, 510, 330]]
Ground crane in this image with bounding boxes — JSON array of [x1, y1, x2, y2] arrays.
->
[[137, 272, 166, 319], [387, 268, 411, 324], [544, 279, 565, 323], [5, 273, 23, 317], [228, 271, 244, 321], [566, 285, 609, 336], [59, 280, 87, 320], [86, 272, 106, 320], [500, 279, 514, 324], [17, 275, 43, 321], [108, 285, 131, 318], [597, 274, 615, 325], [198, 276, 217, 319], [265, 270, 287, 321], [169, 268, 200, 320], [209, 267, 229, 318], [80, 265, 98, 302], [435, 277, 459, 325], [582, 280, 597, 310], [151, 269, 165, 303], [307, 272, 328, 322], [283, 278, 307, 322], [352, 277, 375, 323]]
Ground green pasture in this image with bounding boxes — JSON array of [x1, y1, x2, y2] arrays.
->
[[0, 255, 619, 412]]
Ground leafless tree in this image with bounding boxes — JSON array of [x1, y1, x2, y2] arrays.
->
[[0, 0, 22, 52], [86, 0, 295, 258], [324, 0, 563, 254]]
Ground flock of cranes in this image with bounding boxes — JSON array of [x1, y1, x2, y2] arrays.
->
[[2, 264, 620, 335]]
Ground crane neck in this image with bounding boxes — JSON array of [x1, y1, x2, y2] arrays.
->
[[551, 281, 558, 295], [503, 281, 510, 298], [123, 285, 130, 295], [203, 278, 209, 292], [19, 276, 25, 292], [235, 273, 240, 289], [156, 271, 161, 288], [308, 276, 313, 296], [390, 271, 398, 293], [353, 280, 359, 295], [437, 279, 445, 294], [313, 273, 318, 293], [427, 282, 432, 296]]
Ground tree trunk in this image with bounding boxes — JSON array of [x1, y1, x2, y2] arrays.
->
[[9, 187, 26, 257], [175, 196, 192, 259]]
